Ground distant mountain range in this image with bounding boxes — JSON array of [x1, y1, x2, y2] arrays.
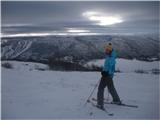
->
[[1, 34, 160, 64]]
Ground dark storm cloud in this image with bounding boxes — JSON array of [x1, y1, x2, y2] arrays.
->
[[1, 1, 159, 34]]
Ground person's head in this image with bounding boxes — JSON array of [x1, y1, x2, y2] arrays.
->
[[105, 43, 113, 55]]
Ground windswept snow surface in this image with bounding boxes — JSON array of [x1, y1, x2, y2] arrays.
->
[[1, 60, 159, 119]]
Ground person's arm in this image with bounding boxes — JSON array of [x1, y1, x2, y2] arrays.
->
[[103, 56, 109, 72], [108, 50, 116, 76]]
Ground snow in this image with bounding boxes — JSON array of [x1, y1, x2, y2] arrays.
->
[[1, 60, 159, 119], [2, 35, 159, 63], [85, 58, 160, 73], [12, 41, 32, 58], [2, 40, 33, 59], [1, 61, 49, 71]]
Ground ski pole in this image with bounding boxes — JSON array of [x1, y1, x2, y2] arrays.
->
[[84, 79, 101, 106]]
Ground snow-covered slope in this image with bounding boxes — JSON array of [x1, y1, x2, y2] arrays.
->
[[1, 34, 159, 62], [1, 60, 159, 119], [1, 40, 33, 59], [85, 58, 160, 73], [1, 61, 49, 71]]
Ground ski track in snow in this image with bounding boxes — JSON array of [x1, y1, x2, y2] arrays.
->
[[11, 41, 33, 59], [1, 60, 159, 119], [2, 40, 32, 59]]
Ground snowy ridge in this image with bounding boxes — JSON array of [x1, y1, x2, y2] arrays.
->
[[1, 60, 49, 71], [85, 58, 160, 73], [1, 35, 159, 62]]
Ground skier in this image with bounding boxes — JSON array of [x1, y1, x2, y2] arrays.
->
[[97, 43, 121, 109]]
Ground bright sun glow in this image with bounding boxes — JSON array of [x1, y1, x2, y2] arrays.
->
[[83, 11, 123, 26]]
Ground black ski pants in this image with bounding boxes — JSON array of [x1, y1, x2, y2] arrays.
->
[[97, 75, 120, 106]]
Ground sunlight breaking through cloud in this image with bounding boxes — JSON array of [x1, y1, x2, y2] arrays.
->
[[67, 28, 90, 33], [83, 11, 123, 26]]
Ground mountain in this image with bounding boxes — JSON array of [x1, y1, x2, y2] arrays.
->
[[1, 34, 159, 64]]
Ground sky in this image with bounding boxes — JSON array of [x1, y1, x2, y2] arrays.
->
[[1, 1, 159, 37]]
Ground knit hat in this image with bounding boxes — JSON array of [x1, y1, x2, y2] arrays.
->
[[105, 43, 112, 52]]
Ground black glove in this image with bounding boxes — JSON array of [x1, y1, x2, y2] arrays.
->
[[101, 71, 109, 77]]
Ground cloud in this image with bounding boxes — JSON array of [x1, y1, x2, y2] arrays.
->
[[1, 1, 159, 35], [83, 11, 123, 26], [1, 32, 102, 38]]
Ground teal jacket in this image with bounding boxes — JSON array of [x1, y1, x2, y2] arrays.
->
[[103, 49, 116, 77]]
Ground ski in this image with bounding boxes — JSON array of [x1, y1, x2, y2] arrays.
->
[[105, 101, 138, 108], [87, 99, 114, 116], [92, 98, 138, 108]]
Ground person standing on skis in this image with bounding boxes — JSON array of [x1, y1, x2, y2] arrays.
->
[[97, 43, 121, 109]]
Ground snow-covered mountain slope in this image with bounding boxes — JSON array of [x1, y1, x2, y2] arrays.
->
[[1, 40, 33, 59], [1, 34, 159, 62], [1, 60, 159, 119]]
